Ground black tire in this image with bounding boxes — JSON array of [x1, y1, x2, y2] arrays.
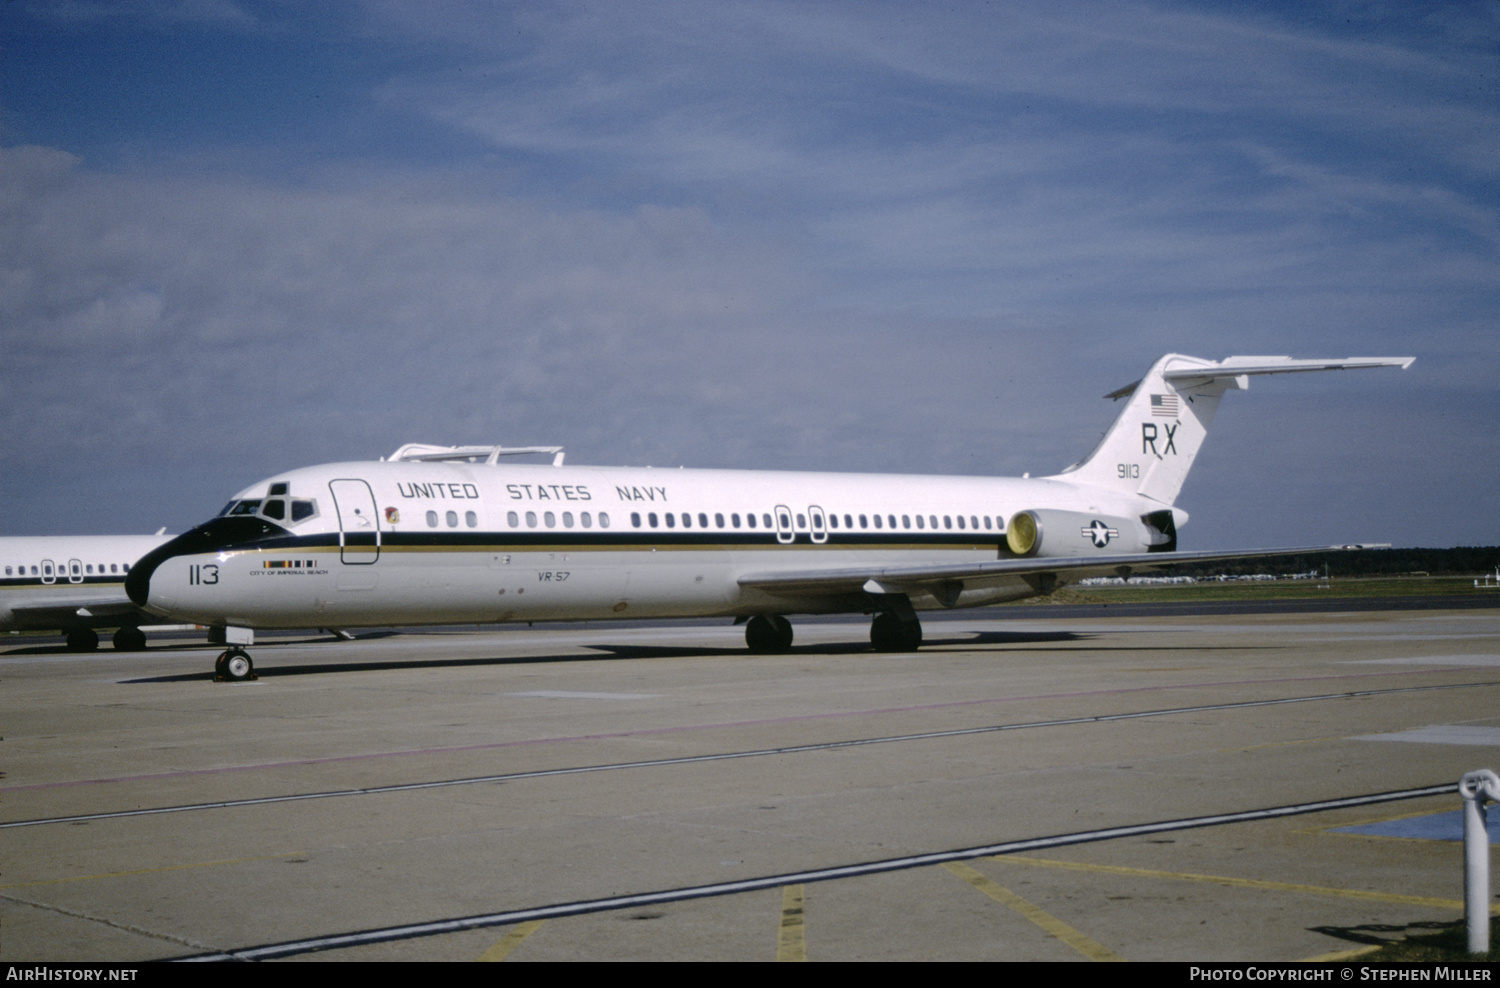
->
[[65, 628, 99, 652], [112, 626, 147, 651], [770, 615, 793, 651], [871, 613, 922, 652], [746, 615, 793, 654]]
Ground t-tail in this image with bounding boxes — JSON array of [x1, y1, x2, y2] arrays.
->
[[1049, 354, 1414, 507]]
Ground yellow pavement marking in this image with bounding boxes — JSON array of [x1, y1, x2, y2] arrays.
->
[[998, 855, 1475, 911], [478, 920, 543, 961], [777, 884, 806, 962], [0, 851, 309, 889], [941, 861, 1124, 962]]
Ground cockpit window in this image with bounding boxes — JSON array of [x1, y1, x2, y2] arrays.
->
[[218, 496, 317, 524]]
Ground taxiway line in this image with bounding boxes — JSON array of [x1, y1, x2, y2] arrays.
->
[[941, 861, 1124, 962]]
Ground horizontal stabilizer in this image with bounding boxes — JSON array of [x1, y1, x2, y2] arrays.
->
[[1107, 356, 1414, 399]]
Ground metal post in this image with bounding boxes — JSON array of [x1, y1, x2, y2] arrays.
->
[[1458, 769, 1499, 955]]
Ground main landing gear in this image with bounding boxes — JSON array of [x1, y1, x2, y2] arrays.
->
[[742, 610, 925, 653], [870, 612, 923, 652], [214, 647, 256, 682], [745, 614, 794, 653], [64, 628, 99, 652], [112, 626, 147, 651]]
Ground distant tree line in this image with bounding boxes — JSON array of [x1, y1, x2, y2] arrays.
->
[[1162, 547, 1500, 579]]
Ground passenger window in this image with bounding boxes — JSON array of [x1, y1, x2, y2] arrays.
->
[[944, 516, 952, 530], [562, 512, 573, 528], [665, 513, 675, 528], [632, 512, 642, 528], [544, 512, 555, 527], [715, 513, 724, 528], [466, 511, 478, 528], [763, 514, 773, 529], [902, 515, 910, 529], [872, 514, 880, 529], [444, 511, 457, 527], [732, 513, 741, 528], [916, 515, 924, 529], [581, 512, 592, 528], [426, 511, 438, 527], [828, 514, 838, 529], [526, 511, 538, 528], [599, 512, 610, 528], [699, 513, 709, 528], [795, 514, 805, 528], [649, 512, 658, 527], [746, 514, 755, 528], [508, 511, 519, 527], [681, 513, 690, 528]]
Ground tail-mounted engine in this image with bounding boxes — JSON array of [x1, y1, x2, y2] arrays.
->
[[1005, 508, 1176, 558]]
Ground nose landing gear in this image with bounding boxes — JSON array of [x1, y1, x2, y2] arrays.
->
[[214, 647, 256, 682]]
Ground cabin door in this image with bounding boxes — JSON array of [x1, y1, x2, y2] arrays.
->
[[329, 479, 381, 564]]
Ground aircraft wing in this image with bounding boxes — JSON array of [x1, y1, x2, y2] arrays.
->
[[736, 544, 1384, 598], [3, 593, 147, 630]]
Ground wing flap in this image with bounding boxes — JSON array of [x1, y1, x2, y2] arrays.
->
[[737, 544, 1384, 598]]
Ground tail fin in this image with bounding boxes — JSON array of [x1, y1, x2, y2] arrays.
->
[[1049, 354, 1414, 506]]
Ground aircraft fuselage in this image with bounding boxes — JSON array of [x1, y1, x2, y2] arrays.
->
[[132, 462, 1159, 630]]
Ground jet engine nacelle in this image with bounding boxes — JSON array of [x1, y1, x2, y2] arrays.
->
[[1005, 509, 1173, 558]]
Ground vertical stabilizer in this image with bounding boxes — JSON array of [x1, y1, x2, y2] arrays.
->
[[1049, 354, 1413, 506]]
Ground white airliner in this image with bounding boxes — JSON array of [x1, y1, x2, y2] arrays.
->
[[1, 533, 173, 650], [126, 354, 1412, 680]]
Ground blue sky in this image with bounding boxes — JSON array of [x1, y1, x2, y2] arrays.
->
[[2, 0, 1496, 549]]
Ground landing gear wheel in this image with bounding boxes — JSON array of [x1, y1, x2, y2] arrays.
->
[[215, 648, 256, 682], [65, 628, 99, 652], [870, 613, 922, 652], [112, 626, 147, 651], [745, 615, 794, 653]]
